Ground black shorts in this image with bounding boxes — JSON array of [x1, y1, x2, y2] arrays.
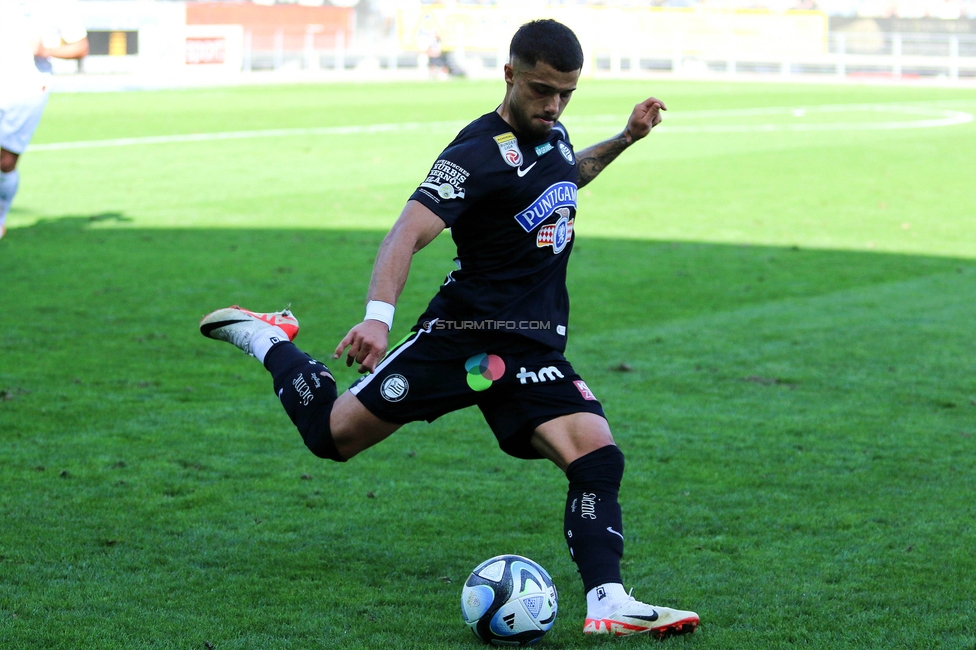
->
[[349, 321, 605, 459]]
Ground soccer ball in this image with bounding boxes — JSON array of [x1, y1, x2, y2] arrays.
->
[[461, 555, 558, 645]]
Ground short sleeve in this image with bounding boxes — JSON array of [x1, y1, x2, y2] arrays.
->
[[409, 142, 489, 227], [57, 1, 88, 44]]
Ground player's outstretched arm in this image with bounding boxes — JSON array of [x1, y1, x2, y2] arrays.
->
[[334, 200, 445, 373], [34, 37, 89, 60], [575, 96, 666, 189]]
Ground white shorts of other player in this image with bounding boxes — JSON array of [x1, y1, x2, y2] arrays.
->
[[0, 88, 51, 156]]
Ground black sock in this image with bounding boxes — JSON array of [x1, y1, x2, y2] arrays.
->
[[264, 342, 344, 461], [564, 445, 625, 593]]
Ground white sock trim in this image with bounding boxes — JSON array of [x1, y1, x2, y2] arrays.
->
[[250, 326, 288, 363], [586, 582, 629, 618]]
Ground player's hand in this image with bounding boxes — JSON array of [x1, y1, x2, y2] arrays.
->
[[624, 97, 667, 143], [334, 319, 389, 374]]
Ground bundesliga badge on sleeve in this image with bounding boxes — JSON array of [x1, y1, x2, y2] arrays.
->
[[493, 132, 524, 167]]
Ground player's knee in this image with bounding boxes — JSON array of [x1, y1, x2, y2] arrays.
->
[[267, 344, 344, 461], [327, 393, 399, 460], [327, 418, 373, 461], [0, 150, 19, 173], [566, 444, 624, 491], [301, 402, 346, 462]]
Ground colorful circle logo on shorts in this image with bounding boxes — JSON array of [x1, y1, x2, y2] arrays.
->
[[465, 353, 506, 391]]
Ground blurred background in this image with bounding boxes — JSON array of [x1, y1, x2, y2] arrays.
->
[[52, 0, 976, 90]]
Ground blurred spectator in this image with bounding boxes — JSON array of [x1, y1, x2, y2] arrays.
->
[[545, 0, 976, 14], [0, 0, 88, 240]]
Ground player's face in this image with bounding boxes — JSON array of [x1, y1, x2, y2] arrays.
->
[[504, 60, 580, 139]]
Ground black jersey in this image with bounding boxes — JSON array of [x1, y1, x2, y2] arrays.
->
[[409, 111, 579, 351]]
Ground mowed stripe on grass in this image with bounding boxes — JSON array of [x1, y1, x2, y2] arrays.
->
[[28, 102, 974, 151]]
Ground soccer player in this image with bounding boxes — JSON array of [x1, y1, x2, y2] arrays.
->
[[201, 19, 699, 639], [0, 0, 88, 239]]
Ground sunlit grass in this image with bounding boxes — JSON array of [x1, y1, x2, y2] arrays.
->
[[1, 79, 974, 649]]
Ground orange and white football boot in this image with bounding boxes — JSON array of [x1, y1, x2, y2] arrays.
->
[[199, 306, 299, 356], [584, 596, 699, 639]]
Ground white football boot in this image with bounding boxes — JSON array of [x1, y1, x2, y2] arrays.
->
[[583, 592, 699, 639], [199, 306, 299, 357]]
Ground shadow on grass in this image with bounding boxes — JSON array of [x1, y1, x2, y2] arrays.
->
[[1, 215, 975, 649], [3, 212, 972, 337]]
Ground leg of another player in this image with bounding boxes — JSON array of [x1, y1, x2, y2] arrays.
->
[[531, 413, 699, 638], [0, 149, 21, 238]]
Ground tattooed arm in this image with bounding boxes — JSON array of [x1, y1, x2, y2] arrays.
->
[[575, 96, 667, 189]]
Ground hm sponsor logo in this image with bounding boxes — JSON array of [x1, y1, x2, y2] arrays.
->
[[516, 366, 565, 385]]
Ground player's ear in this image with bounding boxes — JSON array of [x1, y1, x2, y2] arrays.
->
[[503, 62, 515, 85]]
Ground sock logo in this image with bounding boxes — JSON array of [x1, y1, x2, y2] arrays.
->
[[293, 374, 314, 406], [597, 586, 608, 601], [606, 526, 624, 541], [310, 361, 335, 384], [581, 492, 598, 520]]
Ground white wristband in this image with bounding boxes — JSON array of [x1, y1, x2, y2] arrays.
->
[[365, 300, 395, 331]]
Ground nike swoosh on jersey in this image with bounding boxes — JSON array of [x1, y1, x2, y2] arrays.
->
[[516, 162, 537, 177]]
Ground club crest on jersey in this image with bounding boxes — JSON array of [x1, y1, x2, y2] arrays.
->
[[514, 181, 577, 233], [557, 140, 575, 165], [536, 210, 574, 254], [493, 132, 524, 167]]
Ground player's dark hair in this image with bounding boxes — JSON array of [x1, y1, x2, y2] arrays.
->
[[509, 19, 583, 73]]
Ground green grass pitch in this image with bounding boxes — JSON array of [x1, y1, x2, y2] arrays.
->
[[1, 78, 975, 649]]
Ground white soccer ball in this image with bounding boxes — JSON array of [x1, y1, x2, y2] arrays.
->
[[461, 555, 558, 646]]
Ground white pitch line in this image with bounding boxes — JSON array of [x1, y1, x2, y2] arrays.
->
[[30, 119, 469, 152], [30, 104, 973, 152], [669, 104, 975, 133], [567, 104, 974, 133]]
